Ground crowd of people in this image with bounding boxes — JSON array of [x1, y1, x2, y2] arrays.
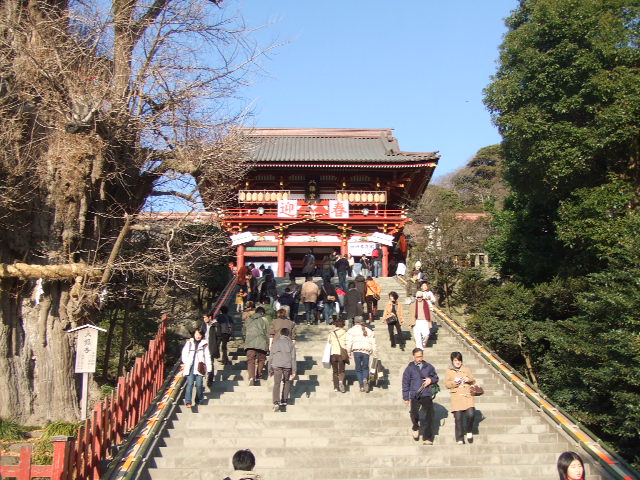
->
[[185, 257, 591, 479]]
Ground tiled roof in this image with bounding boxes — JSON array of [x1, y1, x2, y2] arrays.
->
[[238, 128, 439, 164]]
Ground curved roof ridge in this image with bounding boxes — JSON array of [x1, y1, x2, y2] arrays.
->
[[238, 127, 394, 139]]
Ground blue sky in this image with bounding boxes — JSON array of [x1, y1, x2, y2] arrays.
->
[[231, 0, 518, 180]]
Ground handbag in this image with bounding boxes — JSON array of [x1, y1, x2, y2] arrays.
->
[[469, 384, 484, 396], [197, 361, 206, 376], [322, 342, 332, 366], [334, 331, 350, 365], [387, 303, 399, 324]]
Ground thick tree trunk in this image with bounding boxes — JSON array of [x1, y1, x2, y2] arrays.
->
[[101, 309, 119, 380], [0, 279, 80, 423]]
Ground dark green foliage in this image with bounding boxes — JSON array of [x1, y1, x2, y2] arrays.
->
[[477, 0, 640, 468], [484, 0, 640, 282], [452, 269, 493, 314], [450, 144, 508, 209]]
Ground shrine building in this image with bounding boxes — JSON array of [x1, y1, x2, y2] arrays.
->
[[219, 127, 439, 277]]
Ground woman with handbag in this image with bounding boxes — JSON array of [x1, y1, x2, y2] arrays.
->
[[181, 329, 212, 408], [364, 276, 381, 323], [327, 318, 349, 392], [444, 351, 477, 444], [381, 291, 405, 350]]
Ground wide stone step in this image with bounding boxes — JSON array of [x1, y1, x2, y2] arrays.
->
[[144, 468, 602, 480], [145, 464, 603, 480]]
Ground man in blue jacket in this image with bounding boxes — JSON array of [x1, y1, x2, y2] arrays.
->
[[402, 347, 439, 445]]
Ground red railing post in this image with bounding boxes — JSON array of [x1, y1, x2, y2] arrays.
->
[[51, 436, 74, 480], [92, 401, 102, 479], [18, 444, 33, 480]]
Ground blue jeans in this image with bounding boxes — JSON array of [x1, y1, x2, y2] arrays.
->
[[373, 260, 382, 277], [322, 301, 336, 324], [338, 271, 347, 291], [304, 302, 316, 324], [185, 372, 204, 405], [353, 352, 370, 388]]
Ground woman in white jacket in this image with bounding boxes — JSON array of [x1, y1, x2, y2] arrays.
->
[[346, 317, 377, 392], [181, 329, 212, 408]]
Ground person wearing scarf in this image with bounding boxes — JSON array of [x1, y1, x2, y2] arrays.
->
[[411, 292, 431, 349], [444, 351, 476, 444]]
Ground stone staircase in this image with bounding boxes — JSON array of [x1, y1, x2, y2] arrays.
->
[[142, 276, 608, 480]]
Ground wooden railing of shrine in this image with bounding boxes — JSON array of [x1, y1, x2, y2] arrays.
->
[[0, 316, 167, 480]]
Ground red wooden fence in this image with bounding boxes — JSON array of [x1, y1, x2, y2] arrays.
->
[[0, 315, 167, 480], [0, 437, 74, 480]]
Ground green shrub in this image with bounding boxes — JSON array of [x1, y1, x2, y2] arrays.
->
[[31, 421, 82, 465], [0, 417, 24, 441], [41, 421, 81, 441]]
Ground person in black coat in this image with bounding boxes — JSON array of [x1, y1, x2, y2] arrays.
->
[[259, 274, 278, 304], [214, 305, 234, 365], [277, 288, 296, 320], [335, 254, 350, 291], [343, 281, 364, 327]]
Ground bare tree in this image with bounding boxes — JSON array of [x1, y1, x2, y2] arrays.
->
[[0, 0, 263, 422], [409, 186, 492, 311]]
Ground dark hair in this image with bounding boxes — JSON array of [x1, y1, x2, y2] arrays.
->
[[305, 276, 312, 282], [255, 306, 265, 314], [348, 281, 355, 289], [245, 301, 255, 310], [280, 327, 290, 337], [412, 347, 423, 355], [232, 449, 255, 471], [332, 317, 345, 328], [557, 451, 585, 480], [284, 287, 291, 293], [450, 351, 463, 363], [219, 305, 228, 314], [366, 276, 373, 281], [389, 291, 398, 301]]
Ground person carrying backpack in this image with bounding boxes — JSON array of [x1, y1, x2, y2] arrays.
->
[[268, 327, 297, 411]]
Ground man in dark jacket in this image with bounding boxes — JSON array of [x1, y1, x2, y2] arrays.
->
[[214, 305, 234, 365], [334, 254, 350, 291], [343, 281, 364, 327], [198, 314, 219, 387], [276, 288, 295, 319], [402, 348, 439, 445]]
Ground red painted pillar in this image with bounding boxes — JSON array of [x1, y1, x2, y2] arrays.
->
[[277, 241, 285, 278], [237, 244, 245, 268], [341, 230, 349, 256], [382, 245, 389, 277]]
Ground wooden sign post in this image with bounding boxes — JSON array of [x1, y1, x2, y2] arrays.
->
[[68, 325, 107, 420]]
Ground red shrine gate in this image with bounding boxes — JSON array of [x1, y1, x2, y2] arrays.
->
[[209, 128, 439, 277]]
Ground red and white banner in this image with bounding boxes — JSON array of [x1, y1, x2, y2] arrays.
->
[[328, 200, 349, 219], [277, 199, 299, 218]]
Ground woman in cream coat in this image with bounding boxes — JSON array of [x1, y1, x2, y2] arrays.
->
[[444, 351, 477, 444], [381, 291, 405, 350]]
